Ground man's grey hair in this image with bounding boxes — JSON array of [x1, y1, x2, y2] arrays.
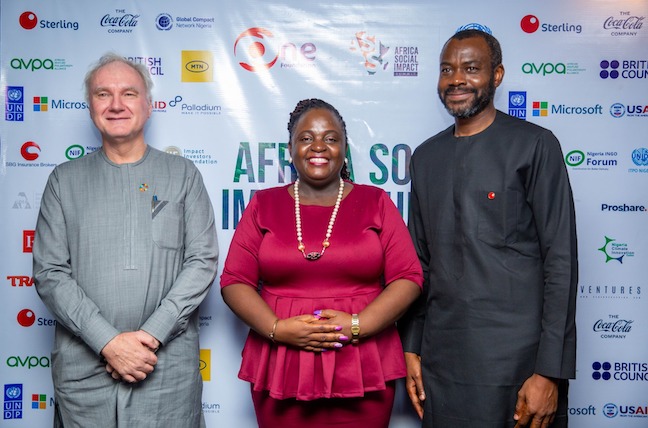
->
[[84, 53, 153, 103]]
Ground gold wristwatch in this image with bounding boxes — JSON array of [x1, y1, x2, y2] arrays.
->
[[351, 313, 360, 344]]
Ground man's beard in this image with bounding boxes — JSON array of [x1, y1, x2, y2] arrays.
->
[[438, 77, 496, 119]]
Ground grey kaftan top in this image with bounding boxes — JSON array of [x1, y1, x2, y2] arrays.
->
[[401, 111, 577, 427], [33, 146, 218, 427]]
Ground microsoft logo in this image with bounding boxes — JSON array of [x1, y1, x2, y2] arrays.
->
[[33, 96, 48, 112], [532, 101, 548, 117]]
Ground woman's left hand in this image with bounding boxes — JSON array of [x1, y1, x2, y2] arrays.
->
[[313, 309, 352, 338]]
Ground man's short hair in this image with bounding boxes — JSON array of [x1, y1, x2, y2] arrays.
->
[[446, 29, 503, 72], [84, 53, 153, 103]]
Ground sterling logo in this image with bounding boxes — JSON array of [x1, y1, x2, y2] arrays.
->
[[17, 309, 36, 327]]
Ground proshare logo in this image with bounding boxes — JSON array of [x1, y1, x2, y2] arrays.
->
[[509, 91, 527, 119], [520, 15, 583, 34], [598, 236, 635, 263]]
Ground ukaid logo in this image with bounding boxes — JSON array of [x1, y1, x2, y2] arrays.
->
[[603, 402, 648, 419], [508, 91, 527, 119], [5, 86, 24, 121], [3, 384, 23, 420]]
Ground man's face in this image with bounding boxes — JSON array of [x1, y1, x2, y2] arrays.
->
[[437, 36, 498, 119], [88, 61, 152, 145]]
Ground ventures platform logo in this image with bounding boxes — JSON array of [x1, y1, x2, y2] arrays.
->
[[521, 15, 583, 34], [181, 51, 213, 82], [6, 86, 24, 121]]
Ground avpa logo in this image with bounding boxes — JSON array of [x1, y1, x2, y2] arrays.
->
[[6, 86, 24, 121], [10, 58, 73, 72], [19, 11, 79, 31], [350, 31, 390, 75], [181, 51, 213, 82], [600, 59, 648, 79], [522, 61, 584, 76], [20, 141, 40, 161], [234, 27, 316, 72], [598, 236, 635, 263], [508, 91, 527, 119], [4, 384, 23, 420], [6, 356, 51, 369], [521, 15, 583, 34]]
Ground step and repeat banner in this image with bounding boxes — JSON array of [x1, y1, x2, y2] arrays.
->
[[1, 0, 646, 427]]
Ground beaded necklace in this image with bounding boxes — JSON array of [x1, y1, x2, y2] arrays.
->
[[294, 178, 345, 261]]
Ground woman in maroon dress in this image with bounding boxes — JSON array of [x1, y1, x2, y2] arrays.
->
[[220, 99, 423, 428]]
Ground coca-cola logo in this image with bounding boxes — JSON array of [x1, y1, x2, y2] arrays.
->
[[100, 13, 139, 28], [603, 15, 644, 30], [593, 318, 633, 335]]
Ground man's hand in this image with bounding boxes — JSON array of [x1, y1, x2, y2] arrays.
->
[[101, 330, 160, 383], [404, 352, 426, 419], [514, 373, 559, 428]]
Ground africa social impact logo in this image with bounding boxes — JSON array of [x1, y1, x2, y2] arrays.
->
[[350, 31, 390, 75]]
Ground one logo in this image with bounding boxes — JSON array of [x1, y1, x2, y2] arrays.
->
[[33, 96, 48, 112], [631, 148, 648, 166], [521, 15, 541, 33], [592, 361, 612, 380], [350, 31, 390, 75], [610, 103, 625, 118], [234, 28, 279, 72], [23, 230, 35, 253], [65, 144, 85, 160], [20, 141, 40, 161], [456, 23, 492, 34], [156, 13, 173, 31], [508, 91, 527, 119], [6, 86, 25, 122], [17, 309, 36, 327], [603, 403, 618, 418], [200, 349, 211, 381], [3, 384, 23, 420], [532, 101, 549, 117], [598, 236, 635, 263], [181, 51, 213, 82], [19, 11, 38, 29]]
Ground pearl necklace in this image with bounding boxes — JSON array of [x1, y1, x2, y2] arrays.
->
[[294, 178, 345, 261]]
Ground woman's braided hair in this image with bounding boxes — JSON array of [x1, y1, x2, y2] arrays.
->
[[287, 98, 351, 180]]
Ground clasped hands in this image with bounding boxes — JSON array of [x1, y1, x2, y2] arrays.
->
[[273, 309, 352, 352], [101, 330, 160, 384]]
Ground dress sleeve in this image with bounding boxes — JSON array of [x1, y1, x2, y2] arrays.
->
[[33, 168, 121, 355], [398, 160, 429, 355], [220, 192, 263, 290], [140, 165, 219, 345], [378, 190, 423, 288], [527, 130, 578, 379]]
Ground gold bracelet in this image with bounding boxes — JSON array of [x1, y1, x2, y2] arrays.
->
[[269, 319, 279, 343], [351, 314, 360, 345]]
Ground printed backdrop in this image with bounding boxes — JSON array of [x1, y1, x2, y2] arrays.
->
[[1, 1, 647, 427]]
